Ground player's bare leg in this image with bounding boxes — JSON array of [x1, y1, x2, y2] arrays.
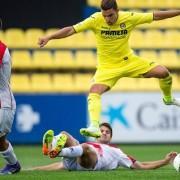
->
[[42, 130, 81, 158], [143, 65, 180, 107]]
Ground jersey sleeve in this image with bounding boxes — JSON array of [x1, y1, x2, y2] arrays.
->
[[0, 41, 7, 65], [73, 14, 96, 33], [117, 148, 136, 168], [130, 12, 153, 26], [118, 153, 135, 168]]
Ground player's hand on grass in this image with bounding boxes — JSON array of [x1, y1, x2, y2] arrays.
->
[[165, 152, 177, 164]]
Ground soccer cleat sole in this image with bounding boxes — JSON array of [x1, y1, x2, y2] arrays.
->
[[49, 134, 67, 158], [80, 128, 101, 138], [42, 130, 54, 155]]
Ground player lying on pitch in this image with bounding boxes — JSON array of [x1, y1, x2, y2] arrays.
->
[[30, 123, 177, 171]]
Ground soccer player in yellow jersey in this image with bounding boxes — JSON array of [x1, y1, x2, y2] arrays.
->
[[38, 0, 180, 138]]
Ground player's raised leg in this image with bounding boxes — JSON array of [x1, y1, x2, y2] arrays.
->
[[42, 130, 80, 158], [49, 133, 68, 158], [143, 65, 180, 107], [159, 76, 180, 106]]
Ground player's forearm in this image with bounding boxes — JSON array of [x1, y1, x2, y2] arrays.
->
[[153, 10, 180, 20], [140, 159, 168, 169], [48, 26, 75, 40], [144, 160, 168, 170], [29, 162, 65, 171], [132, 160, 168, 170]]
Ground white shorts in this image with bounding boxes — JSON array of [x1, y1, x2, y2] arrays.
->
[[0, 108, 15, 137]]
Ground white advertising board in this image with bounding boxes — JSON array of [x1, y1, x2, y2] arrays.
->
[[100, 92, 180, 143]]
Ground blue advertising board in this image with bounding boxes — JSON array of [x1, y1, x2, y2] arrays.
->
[[8, 94, 87, 144]]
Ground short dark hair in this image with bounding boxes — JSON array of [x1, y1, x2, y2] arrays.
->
[[101, 0, 118, 10], [99, 122, 113, 137]]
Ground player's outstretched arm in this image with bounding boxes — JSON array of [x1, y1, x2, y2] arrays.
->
[[153, 10, 180, 20], [38, 26, 76, 48], [131, 152, 177, 170], [28, 162, 65, 171]]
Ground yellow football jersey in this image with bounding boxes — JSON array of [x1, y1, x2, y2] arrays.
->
[[73, 11, 153, 68]]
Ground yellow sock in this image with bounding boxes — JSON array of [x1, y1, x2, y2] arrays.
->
[[88, 93, 101, 128], [159, 75, 172, 102]]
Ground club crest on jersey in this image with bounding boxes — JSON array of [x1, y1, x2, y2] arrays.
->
[[120, 23, 126, 29]]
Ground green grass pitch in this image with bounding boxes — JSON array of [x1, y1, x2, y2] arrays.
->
[[0, 144, 180, 180]]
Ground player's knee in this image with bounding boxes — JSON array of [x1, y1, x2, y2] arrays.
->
[[160, 66, 170, 78], [156, 68, 170, 79], [89, 86, 102, 94], [59, 131, 69, 142], [81, 143, 91, 153], [0, 137, 8, 149], [89, 84, 109, 94], [149, 65, 170, 79], [60, 131, 68, 136], [0, 135, 6, 142], [160, 70, 170, 78]]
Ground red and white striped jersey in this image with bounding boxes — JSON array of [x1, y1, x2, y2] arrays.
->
[[0, 41, 16, 109]]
